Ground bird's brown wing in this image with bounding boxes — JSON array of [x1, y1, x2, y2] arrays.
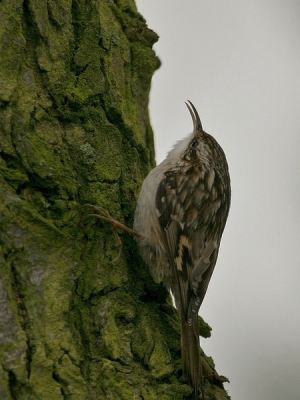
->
[[156, 165, 221, 396], [155, 165, 219, 322]]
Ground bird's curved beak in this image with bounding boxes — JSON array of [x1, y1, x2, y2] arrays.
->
[[185, 100, 203, 134]]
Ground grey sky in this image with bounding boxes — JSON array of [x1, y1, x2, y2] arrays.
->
[[136, 1, 300, 399]]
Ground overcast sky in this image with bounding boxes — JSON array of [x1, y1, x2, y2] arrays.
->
[[135, 1, 300, 399]]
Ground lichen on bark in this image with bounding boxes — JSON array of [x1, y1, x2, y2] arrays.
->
[[0, 1, 230, 399]]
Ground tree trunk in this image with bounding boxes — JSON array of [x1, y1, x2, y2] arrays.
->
[[0, 1, 230, 399]]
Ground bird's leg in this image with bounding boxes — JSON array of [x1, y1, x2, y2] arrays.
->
[[85, 204, 141, 237], [84, 204, 141, 262]]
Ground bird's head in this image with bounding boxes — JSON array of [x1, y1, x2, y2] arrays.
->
[[182, 101, 227, 172]]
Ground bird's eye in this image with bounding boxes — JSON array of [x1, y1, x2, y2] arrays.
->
[[191, 141, 199, 148]]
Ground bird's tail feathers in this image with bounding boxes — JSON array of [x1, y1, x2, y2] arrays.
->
[[181, 317, 202, 399]]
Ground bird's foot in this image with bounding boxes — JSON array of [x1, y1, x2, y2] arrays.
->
[[84, 204, 140, 262]]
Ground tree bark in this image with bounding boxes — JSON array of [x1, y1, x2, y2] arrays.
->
[[0, 1, 230, 399]]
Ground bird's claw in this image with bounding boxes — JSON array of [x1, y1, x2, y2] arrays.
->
[[84, 204, 123, 262], [84, 204, 141, 262], [84, 204, 116, 224]]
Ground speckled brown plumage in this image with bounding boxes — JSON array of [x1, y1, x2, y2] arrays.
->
[[134, 101, 231, 399]]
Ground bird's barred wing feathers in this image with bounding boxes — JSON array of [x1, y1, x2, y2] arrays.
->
[[155, 166, 220, 323]]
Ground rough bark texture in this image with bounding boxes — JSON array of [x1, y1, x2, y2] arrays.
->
[[0, 1, 230, 399]]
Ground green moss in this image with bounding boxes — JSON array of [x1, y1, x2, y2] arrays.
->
[[0, 4, 25, 102], [199, 315, 212, 338], [0, 0, 230, 399], [0, 164, 29, 189]]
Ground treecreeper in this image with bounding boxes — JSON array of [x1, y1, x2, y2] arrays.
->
[[87, 101, 231, 399]]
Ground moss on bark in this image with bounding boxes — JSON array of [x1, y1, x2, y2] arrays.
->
[[0, 1, 230, 399]]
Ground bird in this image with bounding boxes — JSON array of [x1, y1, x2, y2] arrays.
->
[[86, 101, 231, 399]]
